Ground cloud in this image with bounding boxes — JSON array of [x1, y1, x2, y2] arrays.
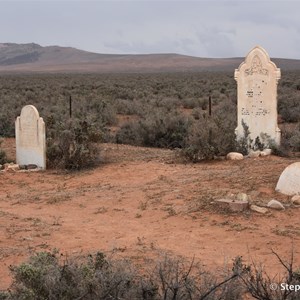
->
[[196, 26, 237, 57], [0, 0, 300, 58]]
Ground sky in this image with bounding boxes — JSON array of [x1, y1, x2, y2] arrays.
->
[[0, 0, 300, 59]]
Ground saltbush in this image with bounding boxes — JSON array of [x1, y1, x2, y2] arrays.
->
[[1, 72, 299, 161], [3, 249, 299, 300], [0, 138, 7, 164], [181, 115, 236, 162], [1, 251, 244, 300], [4, 251, 135, 300], [289, 124, 300, 151], [47, 119, 101, 170], [116, 109, 192, 149], [181, 98, 237, 161]]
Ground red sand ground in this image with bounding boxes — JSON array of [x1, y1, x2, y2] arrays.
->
[[0, 138, 300, 290]]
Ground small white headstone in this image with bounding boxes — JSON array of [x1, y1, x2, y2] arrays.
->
[[276, 162, 300, 196], [235, 46, 281, 148], [15, 105, 46, 169]]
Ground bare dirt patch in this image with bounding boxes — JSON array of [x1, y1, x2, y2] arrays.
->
[[0, 140, 299, 289]]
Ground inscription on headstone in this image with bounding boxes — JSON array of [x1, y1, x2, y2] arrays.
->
[[15, 105, 46, 169], [235, 46, 281, 148]]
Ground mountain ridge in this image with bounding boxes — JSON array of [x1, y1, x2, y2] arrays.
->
[[1, 42, 300, 73]]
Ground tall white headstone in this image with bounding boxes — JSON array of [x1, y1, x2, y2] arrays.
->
[[235, 46, 281, 148], [15, 105, 46, 169]]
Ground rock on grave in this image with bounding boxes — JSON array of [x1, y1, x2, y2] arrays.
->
[[250, 205, 268, 214], [15, 105, 46, 169], [4, 163, 20, 172], [215, 199, 249, 212], [267, 199, 285, 210], [291, 195, 300, 205], [260, 148, 272, 156], [237, 193, 250, 202], [248, 150, 261, 158], [276, 162, 300, 196], [235, 46, 281, 149], [226, 152, 244, 160]]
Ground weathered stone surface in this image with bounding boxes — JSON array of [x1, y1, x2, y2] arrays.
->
[[4, 163, 20, 172], [15, 105, 46, 169], [215, 198, 249, 212], [260, 148, 272, 156], [248, 150, 261, 158], [291, 195, 300, 205], [250, 204, 268, 214], [27, 164, 38, 170], [248, 149, 272, 158], [276, 162, 300, 196], [19, 164, 38, 170], [235, 46, 281, 148], [237, 193, 250, 202], [226, 152, 244, 160], [267, 199, 285, 210]]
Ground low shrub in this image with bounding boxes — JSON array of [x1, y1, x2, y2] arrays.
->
[[116, 109, 192, 149], [268, 124, 300, 157], [278, 90, 300, 123], [2, 251, 244, 300], [288, 124, 300, 151], [181, 115, 236, 162], [2, 249, 299, 300], [4, 251, 135, 300], [239, 249, 300, 300], [47, 119, 102, 170], [139, 255, 243, 300], [0, 138, 7, 165], [0, 113, 15, 137]]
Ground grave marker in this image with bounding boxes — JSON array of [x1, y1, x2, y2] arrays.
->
[[234, 46, 281, 148], [15, 105, 46, 169], [276, 162, 300, 196]]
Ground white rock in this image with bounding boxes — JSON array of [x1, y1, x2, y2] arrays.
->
[[250, 205, 268, 214], [260, 148, 272, 156], [291, 195, 300, 205], [215, 198, 249, 212], [248, 150, 261, 158], [267, 199, 285, 210], [226, 152, 244, 160], [5, 164, 20, 172], [276, 162, 300, 196], [237, 193, 249, 202]]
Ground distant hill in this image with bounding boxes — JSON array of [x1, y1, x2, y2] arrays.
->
[[0, 43, 300, 73]]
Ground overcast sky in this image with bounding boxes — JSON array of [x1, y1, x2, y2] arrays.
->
[[1, 0, 300, 59]]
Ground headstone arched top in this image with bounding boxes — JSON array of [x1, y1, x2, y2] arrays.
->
[[235, 45, 281, 82], [20, 105, 40, 121]]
